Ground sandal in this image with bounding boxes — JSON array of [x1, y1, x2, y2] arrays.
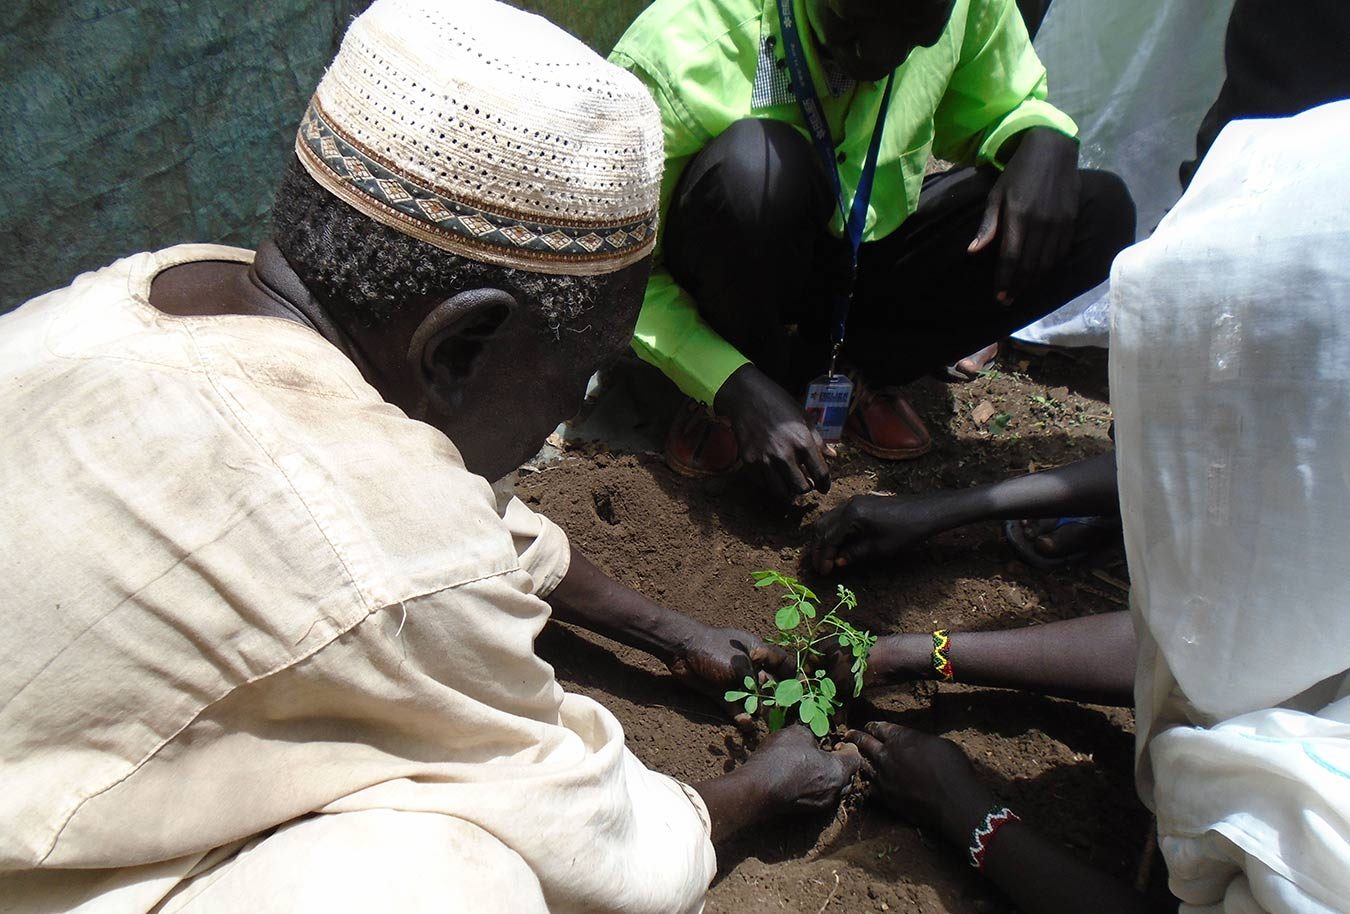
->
[[1003, 515, 1121, 569]]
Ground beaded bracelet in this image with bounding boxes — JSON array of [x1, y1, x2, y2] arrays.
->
[[931, 629, 954, 681], [968, 805, 1021, 871]]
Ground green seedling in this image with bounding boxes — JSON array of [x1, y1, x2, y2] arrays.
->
[[989, 412, 1013, 435], [724, 570, 876, 737]]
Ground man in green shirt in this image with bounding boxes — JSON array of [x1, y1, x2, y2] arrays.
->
[[611, 0, 1134, 499]]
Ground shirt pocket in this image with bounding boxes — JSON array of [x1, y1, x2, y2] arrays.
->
[[866, 121, 935, 239]]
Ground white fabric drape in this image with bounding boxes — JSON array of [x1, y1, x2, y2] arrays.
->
[[1111, 102, 1350, 914]]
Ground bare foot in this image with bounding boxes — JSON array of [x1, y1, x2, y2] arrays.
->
[[945, 342, 1000, 382]]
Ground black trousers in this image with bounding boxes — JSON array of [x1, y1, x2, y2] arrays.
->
[[663, 118, 1136, 391]]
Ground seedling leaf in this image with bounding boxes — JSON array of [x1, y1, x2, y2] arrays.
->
[[749, 569, 875, 738], [774, 678, 803, 706], [809, 712, 830, 737]]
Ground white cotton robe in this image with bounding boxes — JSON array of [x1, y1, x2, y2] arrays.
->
[[1111, 101, 1350, 914], [0, 244, 716, 914]]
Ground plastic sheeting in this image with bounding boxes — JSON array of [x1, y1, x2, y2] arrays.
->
[[513, 0, 654, 58], [0, 1, 652, 312], [1014, 0, 1236, 348], [0, 1, 369, 311]]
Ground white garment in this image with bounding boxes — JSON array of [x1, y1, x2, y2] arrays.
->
[[0, 245, 715, 913], [1110, 102, 1350, 914], [1014, 0, 1235, 348]]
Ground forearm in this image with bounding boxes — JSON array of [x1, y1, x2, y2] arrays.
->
[[937, 777, 1163, 914], [868, 611, 1137, 706], [980, 821, 1165, 914], [856, 724, 1167, 914], [546, 550, 697, 662], [691, 767, 772, 845], [630, 267, 748, 407], [936, 452, 1119, 532]]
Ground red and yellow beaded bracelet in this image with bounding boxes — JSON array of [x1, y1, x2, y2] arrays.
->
[[931, 629, 954, 681]]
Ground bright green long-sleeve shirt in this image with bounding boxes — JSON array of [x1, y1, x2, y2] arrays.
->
[[610, 0, 1077, 405]]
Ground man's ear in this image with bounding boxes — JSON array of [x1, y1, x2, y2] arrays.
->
[[406, 288, 518, 400]]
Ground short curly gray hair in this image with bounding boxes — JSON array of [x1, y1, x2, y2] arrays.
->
[[272, 157, 605, 336]]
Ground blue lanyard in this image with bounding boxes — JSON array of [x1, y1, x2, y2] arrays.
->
[[775, 0, 894, 364]]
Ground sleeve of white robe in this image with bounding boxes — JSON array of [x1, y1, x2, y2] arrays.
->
[[499, 493, 571, 598]]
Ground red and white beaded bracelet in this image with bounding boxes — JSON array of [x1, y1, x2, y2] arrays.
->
[[968, 806, 1021, 871]]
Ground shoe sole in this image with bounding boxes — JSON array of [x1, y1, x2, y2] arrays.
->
[[844, 433, 933, 461], [664, 451, 741, 478]]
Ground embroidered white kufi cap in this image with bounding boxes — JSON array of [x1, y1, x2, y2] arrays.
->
[[295, 0, 663, 275]]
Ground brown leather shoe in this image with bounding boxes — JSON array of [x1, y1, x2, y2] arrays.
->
[[665, 398, 740, 477], [844, 382, 932, 460]]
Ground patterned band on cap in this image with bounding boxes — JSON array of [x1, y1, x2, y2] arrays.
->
[[295, 99, 658, 276]]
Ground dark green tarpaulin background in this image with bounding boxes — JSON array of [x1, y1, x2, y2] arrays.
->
[[0, 1, 653, 310]]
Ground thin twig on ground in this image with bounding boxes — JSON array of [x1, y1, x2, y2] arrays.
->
[[1075, 583, 1128, 606], [1090, 570, 1131, 593], [815, 871, 841, 914]]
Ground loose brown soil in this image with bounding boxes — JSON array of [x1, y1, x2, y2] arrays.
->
[[518, 350, 1155, 914]]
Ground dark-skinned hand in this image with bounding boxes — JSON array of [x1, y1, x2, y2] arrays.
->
[[744, 724, 863, 814], [969, 127, 1081, 303], [715, 363, 831, 501], [846, 722, 996, 843], [668, 624, 796, 730], [808, 493, 944, 574]]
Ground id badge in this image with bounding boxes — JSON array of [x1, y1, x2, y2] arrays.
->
[[803, 373, 853, 443]]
